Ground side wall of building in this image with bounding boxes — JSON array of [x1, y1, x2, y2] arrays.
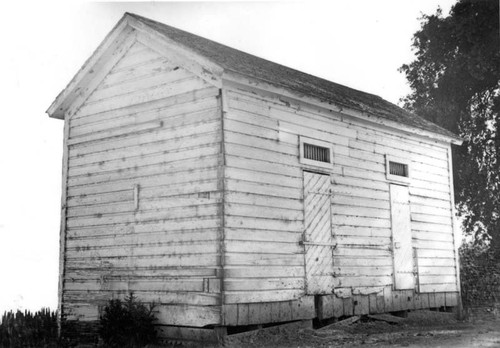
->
[[61, 40, 223, 329], [221, 85, 459, 325]]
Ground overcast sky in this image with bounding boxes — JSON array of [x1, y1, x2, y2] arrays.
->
[[0, 0, 456, 313]]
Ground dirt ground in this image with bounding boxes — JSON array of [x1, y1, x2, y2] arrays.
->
[[222, 310, 500, 348]]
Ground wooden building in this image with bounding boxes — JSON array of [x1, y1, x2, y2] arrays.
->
[[47, 13, 463, 342]]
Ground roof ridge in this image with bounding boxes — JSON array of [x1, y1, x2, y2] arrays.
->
[[126, 12, 395, 103], [50, 12, 460, 142]]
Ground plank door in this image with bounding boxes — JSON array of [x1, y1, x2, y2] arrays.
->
[[390, 184, 415, 290], [303, 171, 335, 294]]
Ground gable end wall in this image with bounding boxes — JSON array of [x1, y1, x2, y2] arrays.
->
[[60, 40, 224, 330]]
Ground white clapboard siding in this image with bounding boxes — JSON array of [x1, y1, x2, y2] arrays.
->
[[222, 87, 458, 302], [62, 39, 222, 328], [68, 169, 219, 198], [69, 135, 220, 176], [70, 94, 218, 138], [64, 290, 220, 306], [67, 229, 219, 248], [71, 87, 218, 128], [102, 58, 176, 88]]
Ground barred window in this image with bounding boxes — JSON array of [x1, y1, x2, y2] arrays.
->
[[389, 161, 408, 177], [303, 143, 330, 163], [386, 155, 410, 184], [299, 136, 333, 169]]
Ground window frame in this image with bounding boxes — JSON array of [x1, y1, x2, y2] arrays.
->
[[299, 136, 333, 169], [385, 155, 411, 185]]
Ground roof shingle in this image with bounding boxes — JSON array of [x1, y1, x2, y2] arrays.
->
[[128, 13, 459, 140]]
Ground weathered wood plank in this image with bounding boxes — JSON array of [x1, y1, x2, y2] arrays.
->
[[78, 77, 209, 117], [66, 253, 220, 268], [157, 326, 218, 342], [156, 305, 221, 326], [420, 283, 458, 294], [71, 87, 218, 128], [225, 253, 303, 266], [102, 58, 175, 88], [88, 68, 193, 104], [64, 290, 220, 306], [70, 96, 218, 140]]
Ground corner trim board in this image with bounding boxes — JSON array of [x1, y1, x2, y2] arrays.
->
[[57, 114, 71, 333]]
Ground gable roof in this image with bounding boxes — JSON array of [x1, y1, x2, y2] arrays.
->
[[48, 12, 462, 144]]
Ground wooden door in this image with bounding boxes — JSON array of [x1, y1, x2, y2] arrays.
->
[[390, 184, 415, 290], [303, 171, 335, 294]]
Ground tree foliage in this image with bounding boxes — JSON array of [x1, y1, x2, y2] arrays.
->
[[400, 0, 500, 253]]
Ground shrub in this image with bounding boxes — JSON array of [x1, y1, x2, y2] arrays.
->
[[460, 242, 500, 307], [0, 308, 59, 347], [99, 293, 157, 347]]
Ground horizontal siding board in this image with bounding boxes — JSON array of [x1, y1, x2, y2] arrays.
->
[[224, 119, 278, 141], [106, 44, 160, 71], [225, 240, 302, 254], [65, 279, 205, 292], [66, 242, 218, 259], [69, 108, 220, 146], [68, 155, 219, 189], [225, 131, 297, 156], [410, 195, 452, 209], [88, 68, 193, 103], [226, 203, 302, 220], [71, 87, 219, 128], [225, 216, 303, 232], [70, 120, 220, 161], [225, 253, 303, 266], [66, 204, 219, 228], [224, 290, 303, 304], [225, 228, 300, 243], [336, 276, 393, 288], [332, 206, 390, 219], [419, 284, 458, 293], [66, 254, 220, 268], [70, 130, 218, 171], [156, 305, 221, 326], [69, 143, 219, 180], [333, 215, 391, 228], [225, 278, 304, 291], [225, 192, 302, 211], [333, 257, 393, 267], [71, 94, 218, 138], [67, 229, 219, 248], [225, 179, 302, 200], [64, 290, 219, 306], [225, 167, 301, 188], [414, 231, 454, 243], [332, 195, 390, 210], [77, 77, 210, 117], [102, 57, 175, 88], [224, 266, 304, 278], [334, 226, 392, 238], [332, 185, 390, 201], [68, 175, 218, 202]]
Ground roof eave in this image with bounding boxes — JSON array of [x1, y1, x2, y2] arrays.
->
[[222, 70, 463, 146], [46, 14, 132, 120]]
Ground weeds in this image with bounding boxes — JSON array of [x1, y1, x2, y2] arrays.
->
[[99, 293, 157, 348], [0, 308, 59, 347]]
